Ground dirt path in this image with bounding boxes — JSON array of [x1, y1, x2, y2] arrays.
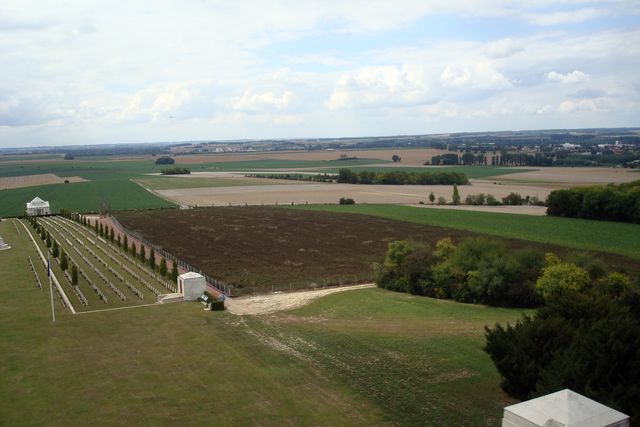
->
[[225, 283, 375, 315]]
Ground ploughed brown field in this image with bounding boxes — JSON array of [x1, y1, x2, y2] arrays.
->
[[115, 207, 640, 295]]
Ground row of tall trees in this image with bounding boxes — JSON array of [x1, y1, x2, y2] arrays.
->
[[337, 168, 469, 185], [429, 152, 555, 166], [546, 180, 640, 223]]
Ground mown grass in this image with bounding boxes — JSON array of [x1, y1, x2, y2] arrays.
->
[[0, 220, 388, 426], [248, 288, 529, 426], [293, 204, 640, 259]]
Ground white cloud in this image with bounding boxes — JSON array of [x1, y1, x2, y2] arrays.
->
[[527, 8, 610, 26], [231, 91, 295, 112], [547, 70, 591, 84], [440, 63, 512, 90]]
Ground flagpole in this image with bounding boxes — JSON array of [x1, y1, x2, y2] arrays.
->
[[48, 254, 55, 323]]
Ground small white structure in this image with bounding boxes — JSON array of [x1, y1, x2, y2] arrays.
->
[[0, 235, 10, 250], [178, 272, 206, 301], [502, 389, 629, 427], [26, 197, 50, 216]]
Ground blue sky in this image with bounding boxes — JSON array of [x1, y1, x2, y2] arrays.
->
[[0, 0, 639, 148]]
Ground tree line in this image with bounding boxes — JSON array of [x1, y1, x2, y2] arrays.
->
[[546, 180, 640, 223], [246, 169, 469, 185]]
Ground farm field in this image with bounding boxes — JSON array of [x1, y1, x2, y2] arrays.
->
[[0, 157, 382, 216], [132, 175, 289, 190], [153, 180, 553, 207], [115, 207, 640, 295], [295, 204, 640, 260], [306, 165, 537, 179], [170, 147, 448, 165]]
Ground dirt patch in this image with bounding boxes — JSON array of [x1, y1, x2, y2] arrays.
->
[[0, 174, 87, 190], [172, 148, 449, 166], [114, 206, 640, 295], [226, 284, 375, 315]]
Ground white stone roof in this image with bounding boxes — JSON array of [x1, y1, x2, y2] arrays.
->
[[503, 389, 629, 427], [179, 272, 204, 279], [26, 197, 50, 209]]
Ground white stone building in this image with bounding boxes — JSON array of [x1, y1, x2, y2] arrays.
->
[[26, 197, 51, 216], [502, 389, 629, 427], [177, 272, 206, 301]]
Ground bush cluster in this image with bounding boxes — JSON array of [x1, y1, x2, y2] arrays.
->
[[373, 238, 546, 307], [154, 156, 175, 165], [546, 180, 640, 223], [484, 288, 640, 422], [161, 167, 191, 175]]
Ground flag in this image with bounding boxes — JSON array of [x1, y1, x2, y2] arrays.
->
[[47, 256, 51, 277]]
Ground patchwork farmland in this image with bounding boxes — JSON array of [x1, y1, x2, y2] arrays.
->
[[21, 215, 176, 312]]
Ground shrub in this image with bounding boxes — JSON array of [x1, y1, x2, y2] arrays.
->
[[485, 292, 640, 422], [502, 192, 524, 205], [338, 197, 355, 205], [155, 156, 175, 165]]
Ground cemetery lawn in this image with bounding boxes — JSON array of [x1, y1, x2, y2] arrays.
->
[[1, 215, 528, 426], [0, 220, 387, 426], [244, 288, 529, 426], [293, 204, 640, 259]]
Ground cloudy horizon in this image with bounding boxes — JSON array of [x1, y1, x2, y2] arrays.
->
[[1, 0, 639, 148]]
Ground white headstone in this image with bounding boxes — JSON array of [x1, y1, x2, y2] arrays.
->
[[0, 235, 10, 250]]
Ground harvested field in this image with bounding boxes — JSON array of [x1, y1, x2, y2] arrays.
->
[[0, 173, 87, 190], [155, 180, 552, 207], [114, 207, 640, 295], [493, 166, 638, 184], [172, 148, 448, 165]]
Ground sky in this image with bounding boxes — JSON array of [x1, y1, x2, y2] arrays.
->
[[1, 1, 639, 148]]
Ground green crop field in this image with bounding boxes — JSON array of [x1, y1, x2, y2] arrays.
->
[[0, 157, 387, 216], [293, 204, 640, 259], [305, 165, 535, 179], [0, 218, 528, 426]]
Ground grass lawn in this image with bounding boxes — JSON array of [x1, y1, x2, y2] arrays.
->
[[0, 219, 388, 426], [248, 288, 529, 426], [293, 204, 640, 259], [0, 218, 529, 426]]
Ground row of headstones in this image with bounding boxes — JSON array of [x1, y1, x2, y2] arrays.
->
[[64, 218, 155, 291], [62, 216, 176, 295], [27, 256, 43, 289], [40, 220, 91, 306], [67, 250, 108, 304]]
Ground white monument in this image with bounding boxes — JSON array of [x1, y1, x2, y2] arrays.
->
[[26, 197, 51, 216], [178, 272, 206, 301], [502, 389, 629, 427]]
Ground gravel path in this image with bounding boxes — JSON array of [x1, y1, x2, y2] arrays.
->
[[225, 283, 375, 315]]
